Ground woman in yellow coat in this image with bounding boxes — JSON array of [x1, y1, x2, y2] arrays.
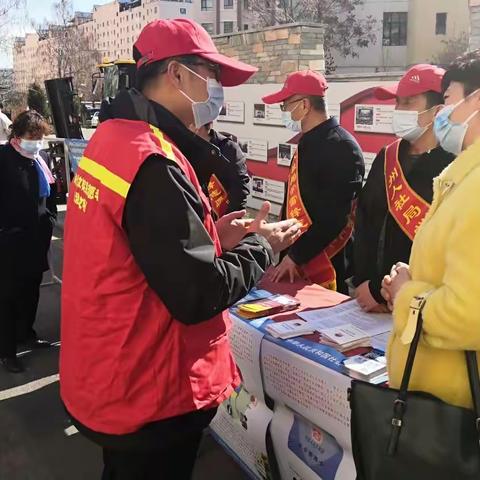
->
[[382, 51, 480, 409]]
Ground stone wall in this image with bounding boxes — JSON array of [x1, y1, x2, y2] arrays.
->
[[213, 23, 325, 84]]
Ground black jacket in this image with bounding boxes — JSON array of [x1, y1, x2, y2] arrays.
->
[[284, 117, 365, 293], [209, 129, 250, 213], [353, 140, 455, 302], [0, 144, 57, 283], [101, 88, 274, 325]]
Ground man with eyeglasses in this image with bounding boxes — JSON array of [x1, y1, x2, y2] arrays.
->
[[264, 70, 365, 293], [60, 19, 301, 479]]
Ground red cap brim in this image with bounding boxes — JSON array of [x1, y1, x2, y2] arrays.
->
[[374, 83, 399, 100], [198, 52, 258, 87], [262, 87, 295, 104]]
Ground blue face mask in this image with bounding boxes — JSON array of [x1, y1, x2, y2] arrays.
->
[[433, 91, 480, 156], [282, 102, 302, 132], [179, 64, 225, 129]]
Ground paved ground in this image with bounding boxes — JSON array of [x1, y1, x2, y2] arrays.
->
[[0, 212, 249, 480]]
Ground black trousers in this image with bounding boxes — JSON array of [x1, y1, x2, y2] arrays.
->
[[69, 408, 217, 480], [0, 274, 42, 358]]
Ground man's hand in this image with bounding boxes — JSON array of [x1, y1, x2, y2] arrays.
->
[[269, 255, 303, 283], [381, 262, 411, 311], [215, 210, 253, 251], [355, 281, 382, 312], [250, 202, 302, 254]]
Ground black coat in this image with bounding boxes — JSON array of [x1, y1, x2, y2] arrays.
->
[[282, 117, 365, 293], [209, 130, 250, 213], [353, 141, 455, 302], [0, 144, 57, 283]]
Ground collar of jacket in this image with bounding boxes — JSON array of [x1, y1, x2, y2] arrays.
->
[[299, 116, 339, 145], [438, 137, 480, 186], [104, 88, 222, 185]]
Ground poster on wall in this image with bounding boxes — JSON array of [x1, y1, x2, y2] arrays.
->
[[253, 103, 283, 126], [217, 101, 245, 123], [251, 176, 285, 204], [354, 104, 394, 134], [238, 138, 268, 162], [362, 152, 377, 177], [277, 143, 295, 167]]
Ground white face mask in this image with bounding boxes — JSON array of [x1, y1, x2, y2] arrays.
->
[[282, 102, 303, 132], [178, 64, 225, 129], [391, 107, 435, 143], [20, 138, 43, 156]]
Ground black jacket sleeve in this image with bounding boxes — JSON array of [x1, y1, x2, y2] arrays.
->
[[352, 149, 386, 291], [288, 140, 363, 266], [123, 154, 274, 325]]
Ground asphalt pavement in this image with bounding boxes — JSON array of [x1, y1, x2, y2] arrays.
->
[[0, 211, 249, 480]]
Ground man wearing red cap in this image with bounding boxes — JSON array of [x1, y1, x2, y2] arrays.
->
[[264, 70, 365, 293], [60, 19, 300, 478], [353, 64, 455, 312]]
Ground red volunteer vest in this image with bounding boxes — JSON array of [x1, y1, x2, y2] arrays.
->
[[60, 119, 240, 435]]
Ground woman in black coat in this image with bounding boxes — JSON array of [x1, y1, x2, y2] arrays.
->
[[0, 110, 57, 373]]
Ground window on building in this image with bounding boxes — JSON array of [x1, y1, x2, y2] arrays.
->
[[154, 7, 158, 13], [224, 21, 234, 33], [201, 23, 214, 34], [383, 12, 408, 46], [201, 0, 213, 11], [436, 12, 447, 35], [224, 0, 233, 8], [244, 24, 249, 30], [244, 0, 249, 9]]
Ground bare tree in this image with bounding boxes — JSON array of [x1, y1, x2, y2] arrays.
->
[[0, 0, 26, 53], [431, 32, 469, 68], [247, 0, 376, 73], [34, 0, 100, 100]]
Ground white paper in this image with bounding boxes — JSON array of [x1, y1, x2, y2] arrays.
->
[[270, 405, 356, 480], [371, 331, 391, 352], [354, 103, 395, 134], [262, 340, 352, 446], [238, 138, 268, 162], [298, 301, 392, 338], [229, 316, 266, 401], [277, 143, 295, 167], [321, 324, 369, 345], [210, 389, 274, 480], [217, 101, 245, 123], [253, 103, 283, 126]]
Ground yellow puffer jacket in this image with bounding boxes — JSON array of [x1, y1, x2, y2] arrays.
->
[[388, 139, 480, 409]]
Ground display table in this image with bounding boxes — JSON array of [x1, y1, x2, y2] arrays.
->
[[210, 277, 370, 480]]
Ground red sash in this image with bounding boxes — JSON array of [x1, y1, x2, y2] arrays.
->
[[208, 174, 230, 218], [384, 140, 430, 241], [286, 149, 355, 291]]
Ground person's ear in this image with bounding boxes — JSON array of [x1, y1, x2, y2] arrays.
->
[[166, 61, 184, 89]]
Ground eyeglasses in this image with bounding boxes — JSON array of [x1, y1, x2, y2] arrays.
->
[[181, 59, 221, 82], [280, 97, 307, 112]]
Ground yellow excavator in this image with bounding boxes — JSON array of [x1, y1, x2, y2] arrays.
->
[[92, 57, 137, 101]]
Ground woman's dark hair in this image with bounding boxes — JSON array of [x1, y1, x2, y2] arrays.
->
[[9, 110, 50, 141], [424, 91, 445, 108], [442, 49, 480, 96]]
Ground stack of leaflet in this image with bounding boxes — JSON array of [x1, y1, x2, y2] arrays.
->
[[236, 294, 300, 319], [343, 354, 388, 384], [318, 324, 371, 352], [298, 301, 393, 354], [265, 319, 315, 339]]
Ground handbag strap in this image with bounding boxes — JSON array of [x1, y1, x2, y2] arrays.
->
[[387, 309, 480, 455], [466, 351, 480, 436]]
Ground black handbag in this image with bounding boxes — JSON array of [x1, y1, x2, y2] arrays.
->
[[349, 310, 480, 480]]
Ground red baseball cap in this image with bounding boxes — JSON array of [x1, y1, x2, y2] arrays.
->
[[375, 64, 445, 100], [134, 18, 258, 87], [262, 70, 328, 104]]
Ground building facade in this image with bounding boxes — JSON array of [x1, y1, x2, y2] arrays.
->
[[12, 0, 252, 94], [470, 0, 480, 50], [334, 0, 470, 73]]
